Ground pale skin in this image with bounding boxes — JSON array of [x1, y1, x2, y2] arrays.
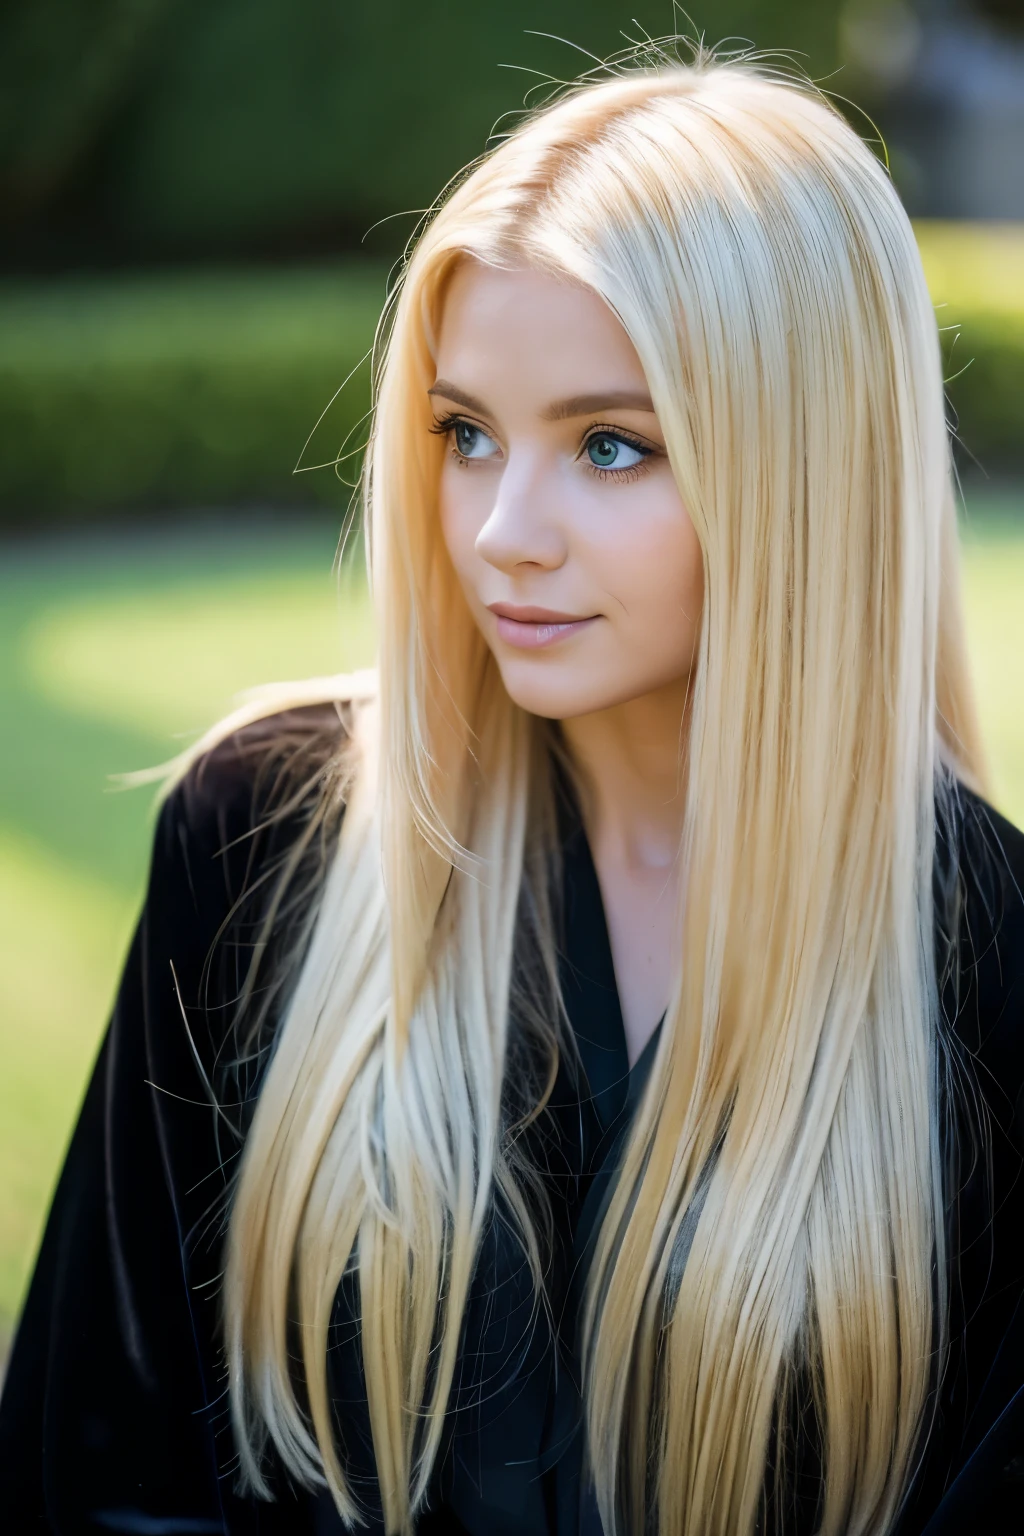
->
[[434, 261, 704, 1067]]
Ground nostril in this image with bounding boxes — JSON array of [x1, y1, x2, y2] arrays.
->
[[474, 503, 568, 574]]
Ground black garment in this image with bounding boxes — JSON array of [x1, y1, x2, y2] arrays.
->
[[1, 706, 1023, 1534]]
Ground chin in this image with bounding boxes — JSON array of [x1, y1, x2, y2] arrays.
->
[[495, 659, 623, 721]]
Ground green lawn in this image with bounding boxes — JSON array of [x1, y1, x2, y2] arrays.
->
[[0, 515, 375, 1347], [1, 497, 1023, 1347]]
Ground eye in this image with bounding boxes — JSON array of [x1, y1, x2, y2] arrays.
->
[[453, 420, 499, 460], [585, 432, 648, 471]]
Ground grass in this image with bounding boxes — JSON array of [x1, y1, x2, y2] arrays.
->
[[0, 514, 374, 1343], [1, 495, 1023, 1347]]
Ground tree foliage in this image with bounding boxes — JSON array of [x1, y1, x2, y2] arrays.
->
[[2, 1, 843, 260]]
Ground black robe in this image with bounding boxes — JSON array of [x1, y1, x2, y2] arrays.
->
[[2, 705, 1023, 1534]]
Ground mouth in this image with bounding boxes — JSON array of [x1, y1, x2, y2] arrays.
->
[[486, 602, 599, 651]]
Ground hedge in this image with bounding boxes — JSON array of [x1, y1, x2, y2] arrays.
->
[[0, 262, 384, 522], [0, 225, 1020, 524], [915, 222, 1024, 471]]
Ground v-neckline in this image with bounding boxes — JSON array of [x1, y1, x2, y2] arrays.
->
[[547, 820, 666, 1534], [560, 814, 665, 1138], [560, 817, 633, 1134]]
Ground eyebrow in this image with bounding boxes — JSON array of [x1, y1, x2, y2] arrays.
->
[[427, 379, 656, 420], [541, 390, 656, 420]]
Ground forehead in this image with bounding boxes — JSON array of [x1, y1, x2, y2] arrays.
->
[[435, 259, 648, 394]]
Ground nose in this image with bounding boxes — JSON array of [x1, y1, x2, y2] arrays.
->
[[474, 452, 567, 575]]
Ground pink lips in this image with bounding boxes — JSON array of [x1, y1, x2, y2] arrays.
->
[[487, 603, 598, 650]]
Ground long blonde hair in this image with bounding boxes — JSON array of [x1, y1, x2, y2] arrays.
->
[[221, 55, 986, 1536]]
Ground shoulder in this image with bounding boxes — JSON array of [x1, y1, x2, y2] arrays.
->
[[944, 785, 1024, 1142], [142, 687, 366, 1090], [153, 673, 376, 904], [164, 672, 376, 847], [951, 786, 1024, 978], [158, 680, 369, 865]]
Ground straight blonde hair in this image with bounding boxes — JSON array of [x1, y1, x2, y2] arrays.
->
[[220, 54, 986, 1536]]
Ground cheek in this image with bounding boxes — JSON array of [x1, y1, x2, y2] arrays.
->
[[438, 467, 467, 574], [438, 463, 485, 584], [586, 480, 704, 643]]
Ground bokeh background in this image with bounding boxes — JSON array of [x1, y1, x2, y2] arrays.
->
[[1, 0, 1023, 1354]]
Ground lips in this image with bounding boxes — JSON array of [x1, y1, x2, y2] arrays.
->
[[486, 602, 598, 650]]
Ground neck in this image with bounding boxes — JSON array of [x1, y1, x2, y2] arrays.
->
[[558, 677, 691, 871]]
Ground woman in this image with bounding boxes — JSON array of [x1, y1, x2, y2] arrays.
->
[[2, 53, 1022, 1536]]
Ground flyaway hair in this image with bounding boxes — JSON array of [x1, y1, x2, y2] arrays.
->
[[218, 50, 987, 1536]]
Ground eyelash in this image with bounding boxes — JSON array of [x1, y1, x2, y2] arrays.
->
[[582, 424, 653, 483], [429, 413, 655, 481], [428, 413, 478, 471]]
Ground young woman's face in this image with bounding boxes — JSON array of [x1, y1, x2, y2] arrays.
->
[[433, 261, 704, 721]]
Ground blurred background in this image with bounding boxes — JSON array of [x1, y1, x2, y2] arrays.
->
[[1, 0, 1022, 1355]]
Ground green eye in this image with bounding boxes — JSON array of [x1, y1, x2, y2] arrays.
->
[[586, 433, 646, 470]]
